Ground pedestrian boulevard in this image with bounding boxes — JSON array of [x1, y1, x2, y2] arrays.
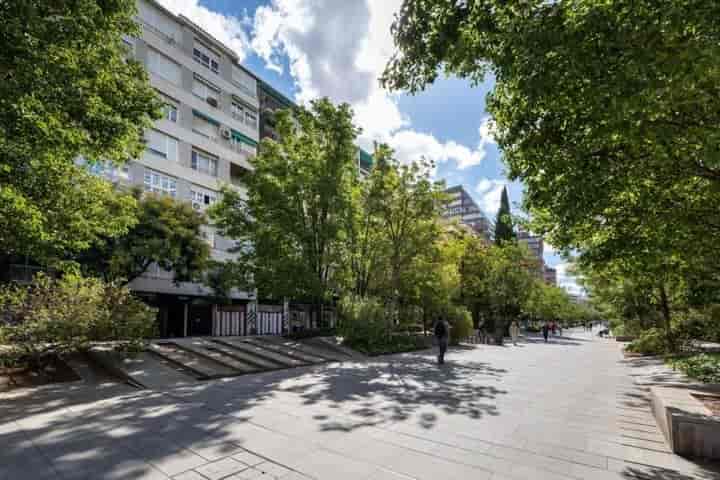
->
[[1, 329, 718, 479]]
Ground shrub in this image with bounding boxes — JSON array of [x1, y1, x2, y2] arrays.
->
[[284, 327, 336, 340], [669, 353, 720, 384], [447, 305, 473, 345], [674, 307, 720, 344], [0, 273, 157, 365], [337, 295, 388, 352], [626, 328, 668, 355]]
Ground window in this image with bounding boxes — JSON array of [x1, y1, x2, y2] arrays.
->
[[163, 103, 178, 122], [192, 114, 218, 140], [143, 170, 177, 197], [191, 149, 218, 177], [80, 157, 130, 183], [230, 100, 245, 122], [230, 137, 256, 156], [193, 41, 220, 73], [231, 65, 257, 98], [145, 129, 177, 162], [147, 49, 182, 85], [190, 185, 217, 211], [138, 1, 181, 42], [245, 110, 257, 130], [192, 76, 220, 106]]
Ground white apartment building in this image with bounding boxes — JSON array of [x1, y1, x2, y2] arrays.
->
[[103, 0, 262, 337]]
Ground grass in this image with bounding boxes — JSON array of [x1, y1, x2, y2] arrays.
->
[[667, 352, 720, 384]]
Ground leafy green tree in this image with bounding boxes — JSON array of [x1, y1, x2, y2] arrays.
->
[[76, 191, 210, 285], [494, 186, 515, 245], [1, 0, 160, 261], [211, 98, 359, 315], [381, 0, 720, 297], [363, 146, 447, 310]]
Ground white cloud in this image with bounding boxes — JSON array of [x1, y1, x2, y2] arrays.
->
[[250, 0, 494, 171], [476, 178, 506, 217], [157, 0, 250, 61]]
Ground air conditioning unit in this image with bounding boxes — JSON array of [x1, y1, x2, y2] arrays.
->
[[219, 126, 231, 139], [206, 97, 218, 108]]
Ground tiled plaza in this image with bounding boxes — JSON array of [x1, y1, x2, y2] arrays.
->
[[2, 330, 718, 479]]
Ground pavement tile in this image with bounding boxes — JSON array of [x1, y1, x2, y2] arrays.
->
[[193, 457, 248, 480]]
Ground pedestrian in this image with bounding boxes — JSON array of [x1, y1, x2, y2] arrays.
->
[[509, 320, 520, 346], [434, 316, 449, 365], [542, 322, 550, 343], [558, 324, 563, 337]]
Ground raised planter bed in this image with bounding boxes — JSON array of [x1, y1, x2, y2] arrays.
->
[[615, 335, 636, 342], [651, 386, 720, 460]]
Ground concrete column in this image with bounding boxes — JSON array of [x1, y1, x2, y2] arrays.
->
[[183, 303, 189, 337]]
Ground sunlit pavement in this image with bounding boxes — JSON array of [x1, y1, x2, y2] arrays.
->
[[2, 329, 719, 479]]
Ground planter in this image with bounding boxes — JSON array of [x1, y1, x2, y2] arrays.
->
[[616, 335, 636, 342]]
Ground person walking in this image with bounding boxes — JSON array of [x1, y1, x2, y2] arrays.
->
[[434, 316, 449, 365], [542, 322, 550, 343], [509, 320, 520, 346]]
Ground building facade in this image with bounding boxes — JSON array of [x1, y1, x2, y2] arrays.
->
[[443, 186, 492, 240], [103, 0, 262, 337], [543, 266, 557, 286]]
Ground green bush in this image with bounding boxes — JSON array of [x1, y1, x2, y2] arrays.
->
[[448, 305, 473, 345], [626, 328, 668, 355], [0, 273, 157, 365], [669, 353, 720, 384], [284, 327, 336, 340], [674, 307, 720, 344], [337, 296, 429, 355]]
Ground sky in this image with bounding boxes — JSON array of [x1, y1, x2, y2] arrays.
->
[[157, 0, 580, 294]]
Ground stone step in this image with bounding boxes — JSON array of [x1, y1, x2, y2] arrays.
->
[[260, 336, 344, 362], [243, 337, 328, 363], [149, 342, 238, 379], [212, 338, 307, 368], [207, 340, 286, 371], [173, 339, 260, 374]]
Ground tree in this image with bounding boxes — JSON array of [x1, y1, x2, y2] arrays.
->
[[362, 146, 447, 312], [1, 0, 160, 261], [77, 191, 210, 285], [494, 186, 515, 245], [211, 98, 359, 317], [462, 242, 536, 344], [381, 0, 720, 287]]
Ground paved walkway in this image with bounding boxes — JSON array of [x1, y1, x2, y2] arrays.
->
[[1, 329, 719, 479]]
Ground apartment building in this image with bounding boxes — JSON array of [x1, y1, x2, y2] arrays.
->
[[443, 185, 492, 240], [543, 266, 557, 286], [93, 0, 263, 337], [517, 227, 546, 277]]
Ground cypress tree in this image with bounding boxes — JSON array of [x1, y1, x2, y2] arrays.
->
[[494, 186, 515, 244]]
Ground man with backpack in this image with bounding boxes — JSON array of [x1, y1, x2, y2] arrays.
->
[[434, 317, 449, 365]]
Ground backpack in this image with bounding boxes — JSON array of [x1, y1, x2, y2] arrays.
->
[[434, 321, 447, 337]]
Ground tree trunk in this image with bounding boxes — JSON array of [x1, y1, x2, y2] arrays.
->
[[658, 283, 675, 351]]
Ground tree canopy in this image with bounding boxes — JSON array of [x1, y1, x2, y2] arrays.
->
[[381, 0, 720, 272], [76, 191, 210, 285], [0, 0, 160, 261], [211, 98, 359, 305], [494, 186, 514, 245]]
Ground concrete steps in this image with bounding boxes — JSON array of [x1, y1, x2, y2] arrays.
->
[[243, 337, 328, 364], [173, 338, 260, 374], [206, 340, 286, 370], [148, 342, 238, 379], [260, 336, 344, 362], [212, 338, 307, 368]]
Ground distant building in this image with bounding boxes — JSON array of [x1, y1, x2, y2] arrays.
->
[[443, 186, 492, 240], [517, 228, 545, 277], [543, 266, 557, 286]]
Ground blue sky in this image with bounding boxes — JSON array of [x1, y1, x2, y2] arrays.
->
[[163, 0, 577, 292]]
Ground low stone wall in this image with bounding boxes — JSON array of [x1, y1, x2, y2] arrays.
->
[[651, 386, 720, 460]]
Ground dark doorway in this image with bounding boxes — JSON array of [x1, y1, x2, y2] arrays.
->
[[188, 304, 212, 336], [167, 302, 186, 337]]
